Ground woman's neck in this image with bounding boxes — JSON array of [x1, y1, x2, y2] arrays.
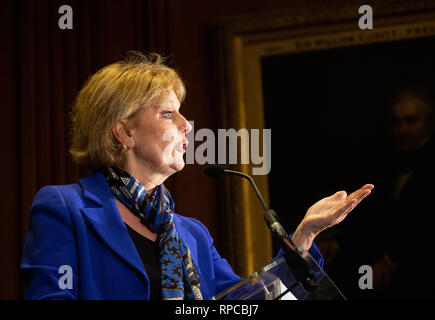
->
[[114, 198, 157, 242], [120, 163, 171, 193]]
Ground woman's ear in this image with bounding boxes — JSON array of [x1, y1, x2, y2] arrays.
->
[[112, 120, 135, 149]]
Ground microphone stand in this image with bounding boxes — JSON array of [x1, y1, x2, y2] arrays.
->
[[221, 169, 320, 293]]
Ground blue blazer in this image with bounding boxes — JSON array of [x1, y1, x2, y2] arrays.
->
[[20, 171, 323, 300]]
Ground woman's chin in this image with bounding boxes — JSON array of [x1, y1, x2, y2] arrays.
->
[[170, 159, 185, 172], [161, 151, 185, 173]]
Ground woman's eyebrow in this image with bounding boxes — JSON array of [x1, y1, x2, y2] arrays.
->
[[162, 104, 181, 111], [152, 104, 172, 110]]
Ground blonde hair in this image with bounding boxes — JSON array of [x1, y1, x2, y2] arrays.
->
[[69, 51, 186, 169]]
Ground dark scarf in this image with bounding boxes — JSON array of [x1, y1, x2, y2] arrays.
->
[[104, 167, 202, 300]]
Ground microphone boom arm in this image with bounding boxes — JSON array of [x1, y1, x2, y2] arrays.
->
[[216, 166, 320, 292], [223, 169, 269, 211]]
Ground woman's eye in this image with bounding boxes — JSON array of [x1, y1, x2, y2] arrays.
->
[[162, 111, 173, 119]]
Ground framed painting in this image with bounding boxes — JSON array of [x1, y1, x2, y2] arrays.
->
[[216, 1, 435, 277]]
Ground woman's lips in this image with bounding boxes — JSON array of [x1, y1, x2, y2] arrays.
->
[[175, 141, 187, 153]]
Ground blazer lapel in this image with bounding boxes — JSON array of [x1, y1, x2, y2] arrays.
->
[[174, 215, 199, 267], [79, 171, 148, 284]]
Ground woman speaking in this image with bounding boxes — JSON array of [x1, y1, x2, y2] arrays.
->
[[20, 52, 373, 300]]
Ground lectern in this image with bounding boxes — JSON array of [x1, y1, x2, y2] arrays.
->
[[212, 253, 345, 300]]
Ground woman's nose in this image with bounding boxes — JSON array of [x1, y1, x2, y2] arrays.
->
[[185, 119, 193, 134], [178, 114, 192, 135]]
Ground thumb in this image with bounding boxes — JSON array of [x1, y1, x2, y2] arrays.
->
[[333, 191, 347, 200]]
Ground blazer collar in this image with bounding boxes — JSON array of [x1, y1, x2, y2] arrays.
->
[[79, 171, 149, 285]]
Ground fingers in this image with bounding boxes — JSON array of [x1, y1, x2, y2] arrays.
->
[[347, 184, 374, 203], [329, 184, 373, 208], [353, 190, 372, 207], [341, 191, 370, 218], [314, 184, 374, 228], [338, 198, 358, 217], [336, 187, 372, 219], [332, 190, 347, 200]]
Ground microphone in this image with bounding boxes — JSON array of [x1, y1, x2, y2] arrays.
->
[[204, 164, 319, 291], [203, 164, 226, 178], [204, 165, 269, 211], [204, 165, 286, 236]]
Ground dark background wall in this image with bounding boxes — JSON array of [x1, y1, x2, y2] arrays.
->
[[262, 35, 435, 298], [263, 36, 435, 234], [0, 0, 415, 299]]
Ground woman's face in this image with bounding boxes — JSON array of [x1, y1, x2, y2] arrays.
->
[[127, 90, 192, 177]]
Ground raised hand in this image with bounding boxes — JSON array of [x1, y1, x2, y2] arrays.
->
[[292, 184, 374, 251]]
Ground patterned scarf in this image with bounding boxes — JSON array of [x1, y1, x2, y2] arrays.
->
[[104, 167, 202, 300]]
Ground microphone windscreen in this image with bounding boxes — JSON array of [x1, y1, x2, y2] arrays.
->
[[204, 165, 226, 178]]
